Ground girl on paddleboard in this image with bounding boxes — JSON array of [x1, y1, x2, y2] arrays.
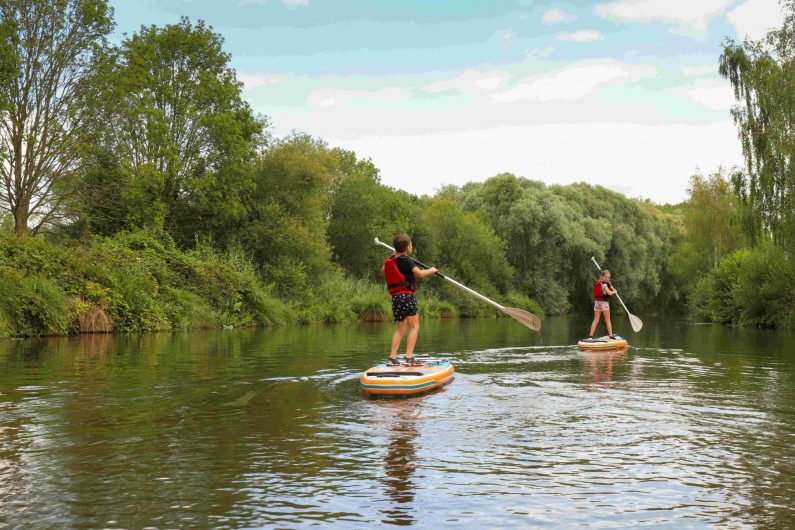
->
[[589, 270, 618, 339], [382, 234, 437, 366]]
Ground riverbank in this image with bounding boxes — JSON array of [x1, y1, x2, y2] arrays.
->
[[0, 230, 543, 339]]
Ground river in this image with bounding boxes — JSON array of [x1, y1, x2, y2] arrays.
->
[[1, 316, 794, 528]]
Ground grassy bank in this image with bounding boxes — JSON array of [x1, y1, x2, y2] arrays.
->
[[0, 231, 543, 339]]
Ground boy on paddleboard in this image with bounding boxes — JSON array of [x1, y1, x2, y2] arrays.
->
[[382, 234, 437, 366], [589, 270, 618, 339]]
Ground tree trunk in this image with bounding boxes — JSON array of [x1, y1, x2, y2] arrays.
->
[[13, 201, 28, 236]]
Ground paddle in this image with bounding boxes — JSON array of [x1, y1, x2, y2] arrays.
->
[[590, 256, 643, 332], [374, 237, 541, 332]]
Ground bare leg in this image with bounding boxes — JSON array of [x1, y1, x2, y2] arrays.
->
[[604, 311, 613, 336], [390, 320, 406, 358], [404, 315, 420, 357], [589, 311, 602, 337]]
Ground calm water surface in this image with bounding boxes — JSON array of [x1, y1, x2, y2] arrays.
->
[[1, 316, 794, 528]]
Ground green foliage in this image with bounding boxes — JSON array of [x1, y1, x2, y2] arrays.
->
[[82, 17, 262, 242], [456, 175, 678, 315], [352, 293, 391, 322], [721, 7, 795, 251], [690, 245, 795, 328], [420, 298, 459, 319], [0, 230, 297, 337], [0, 271, 69, 336], [242, 133, 337, 294], [328, 150, 420, 281], [0, 0, 115, 235], [669, 170, 746, 293], [417, 198, 514, 297], [501, 292, 545, 321]]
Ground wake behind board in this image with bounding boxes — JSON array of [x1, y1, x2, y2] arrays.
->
[[360, 360, 455, 397], [577, 335, 628, 351]]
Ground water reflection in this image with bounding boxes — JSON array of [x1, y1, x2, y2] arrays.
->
[[371, 400, 421, 526], [1, 318, 795, 527], [579, 348, 628, 384]]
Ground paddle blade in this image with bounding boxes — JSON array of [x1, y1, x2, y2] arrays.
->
[[500, 307, 542, 332], [628, 313, 643, 332]]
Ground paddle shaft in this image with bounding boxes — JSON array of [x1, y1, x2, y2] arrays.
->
[[590, 257, 633, 317], [375, 240, 506, 311]]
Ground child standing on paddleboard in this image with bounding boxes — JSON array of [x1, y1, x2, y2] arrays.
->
[[589, 270, 618, 339], [382, 234, 437, 366]]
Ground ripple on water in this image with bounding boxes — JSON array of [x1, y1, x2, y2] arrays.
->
[[1, 320, 794, 528]]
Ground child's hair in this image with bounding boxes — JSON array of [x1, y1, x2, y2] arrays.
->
[[394, 234, 412, 252], [602, 270, 610, 277]]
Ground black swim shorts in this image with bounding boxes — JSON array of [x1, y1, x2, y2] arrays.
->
[[391, 293, 418, 322]]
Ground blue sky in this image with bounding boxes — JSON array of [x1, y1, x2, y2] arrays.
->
[[110, 0, 786, 203]]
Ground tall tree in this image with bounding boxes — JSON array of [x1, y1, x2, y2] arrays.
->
[[86, 18, 262, 241], [0, 0, 113, 236], [669, 170, 746, 292], [241, 134, 338, 296], [720, 3, 795, 250], [327, 150, 419, 280]]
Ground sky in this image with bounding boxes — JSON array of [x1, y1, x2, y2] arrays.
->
[[110, 0, 787, 204]]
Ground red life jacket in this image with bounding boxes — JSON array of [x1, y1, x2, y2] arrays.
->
[[384, 256, 416, 296], [594, 280, 608, 301]]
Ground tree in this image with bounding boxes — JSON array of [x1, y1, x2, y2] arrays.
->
[[241, 134, 338, 296], [669, 170, 746, 292], [456, 174, 678, 315], [327, 150, 419, 280], [720, 3, 795, 250], [86, 18, 262, 241], [0, 0, 114, 236]]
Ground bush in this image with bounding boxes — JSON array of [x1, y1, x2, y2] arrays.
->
[[420, 298, 459, 319], [352, 292, 390, 321], [691, 245, 795, 328], [161, 287, 220, 330], [71, 298, 113, 333], [0, 271, 70, 336]]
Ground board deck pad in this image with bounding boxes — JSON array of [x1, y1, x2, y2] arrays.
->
[[577, 335, 629, 350]]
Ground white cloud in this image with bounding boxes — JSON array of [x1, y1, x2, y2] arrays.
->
[[557, 30, 605, 42], [423, 70, 513, 93], [543, 8, 572, 24], [594, 0, 734, 33], [681, 64, 717, 76], [307, 87, 412, 108], [323, 121, 741, 204], [491, 60, 656, 103], [237, 72, 281, 90], [686, 83, 736, 110], [726, 0, 784, 41]]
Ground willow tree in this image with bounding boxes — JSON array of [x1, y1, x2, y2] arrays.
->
[[0, 0, 113, 236], [720, 2, 795, 250]]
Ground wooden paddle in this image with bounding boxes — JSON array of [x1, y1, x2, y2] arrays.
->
[[590, 256, 643, 332], [375, 237, 541, 332]]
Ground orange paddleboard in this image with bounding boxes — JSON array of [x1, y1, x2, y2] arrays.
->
[[360, 360, 455, 397], [577, 335, 629, 351]]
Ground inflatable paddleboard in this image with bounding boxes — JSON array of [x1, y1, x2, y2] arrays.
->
[[360, 359, 455, 397], [577, 335, 628, 351]]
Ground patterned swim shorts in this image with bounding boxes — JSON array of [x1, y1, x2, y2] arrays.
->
[[391, 293, 418, 322], [594, 301, 610, 312]]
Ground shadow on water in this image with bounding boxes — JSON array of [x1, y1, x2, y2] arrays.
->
[[0, 317, 794, 527]]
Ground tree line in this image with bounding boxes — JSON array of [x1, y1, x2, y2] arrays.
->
[[0, 0, 793, 337]]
